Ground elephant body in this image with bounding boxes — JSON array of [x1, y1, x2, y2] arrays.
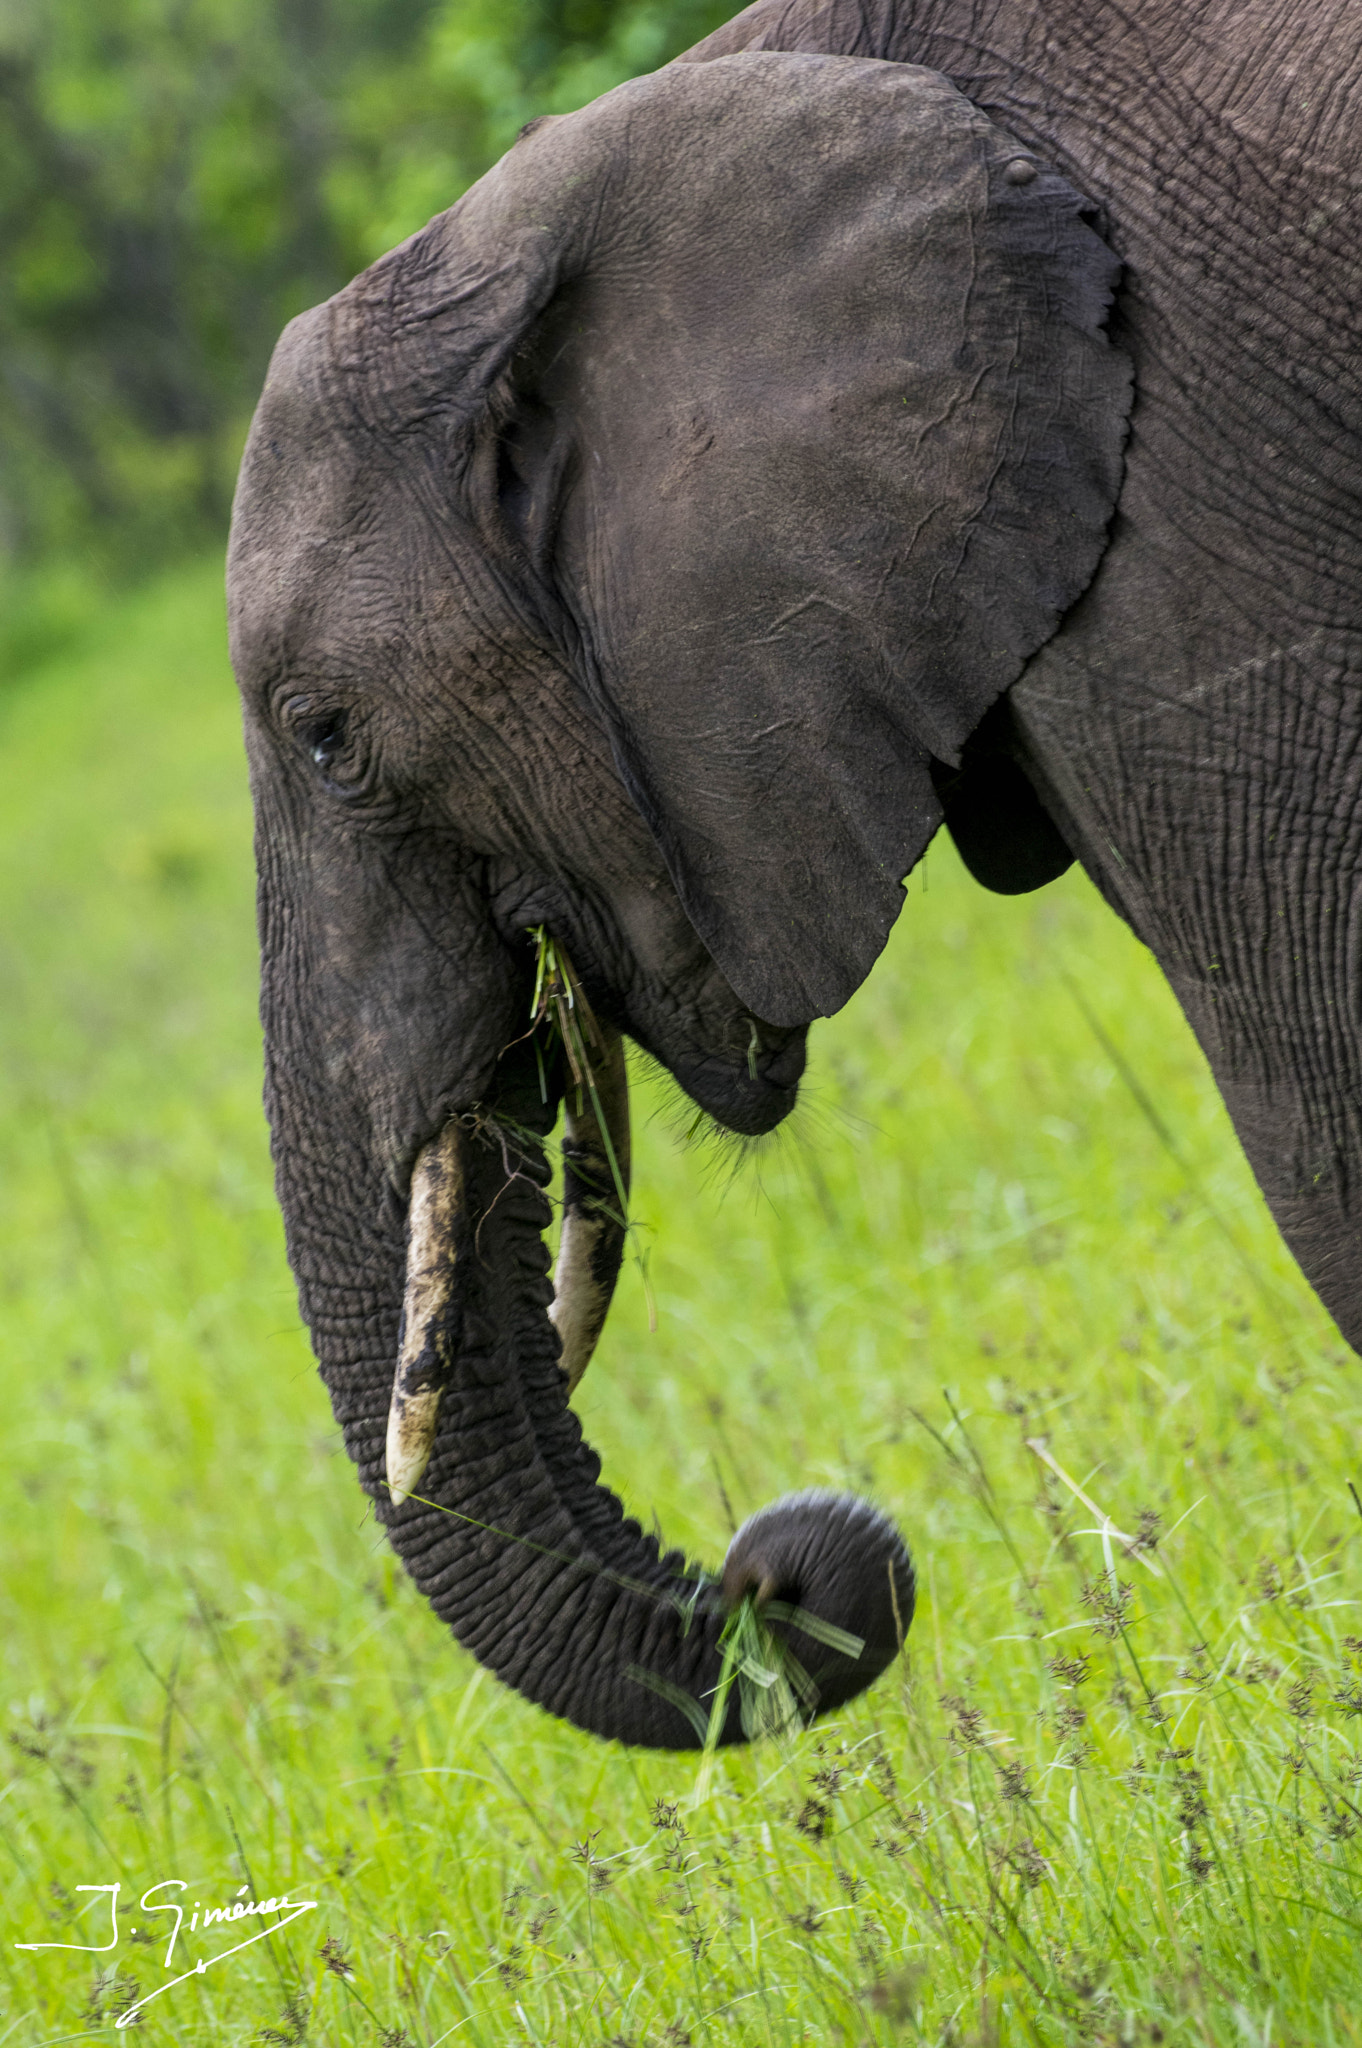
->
[[725, 0, 1362, 1341], [228, 0, 1362, 1745]]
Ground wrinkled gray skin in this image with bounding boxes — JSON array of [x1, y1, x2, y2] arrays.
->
[[228, 0, 1362, 1747]]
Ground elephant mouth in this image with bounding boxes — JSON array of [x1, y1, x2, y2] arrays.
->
[[668, 1030, 807, 1138]]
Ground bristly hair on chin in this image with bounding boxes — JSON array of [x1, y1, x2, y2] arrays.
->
[[625, 1042, 863, 1207]]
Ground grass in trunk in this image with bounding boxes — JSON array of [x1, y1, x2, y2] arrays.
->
[[1, 556, 1360, 2045]]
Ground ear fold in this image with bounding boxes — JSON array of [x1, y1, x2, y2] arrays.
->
[[339, 51, 1130, 1026]]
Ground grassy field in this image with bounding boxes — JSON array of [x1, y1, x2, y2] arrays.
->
[[2, 559, 1361, 2048]]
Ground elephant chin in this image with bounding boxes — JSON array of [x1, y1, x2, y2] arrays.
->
[[671, 1037, 808, 1138], [369, 1046, 915, 1748]]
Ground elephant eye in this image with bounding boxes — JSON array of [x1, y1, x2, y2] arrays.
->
[[308, 715, 347, 770], [282, 695, 354, 783]]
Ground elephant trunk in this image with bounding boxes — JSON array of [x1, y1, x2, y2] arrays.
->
[[367, 1051, 913, 1747]]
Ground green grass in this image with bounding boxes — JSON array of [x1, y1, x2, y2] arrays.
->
[[3, 557, 1361, 2048]]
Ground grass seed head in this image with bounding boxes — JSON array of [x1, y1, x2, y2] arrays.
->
[[1286, 1676, 1316, 1718], [257, 1999, 309, 2047], [1323, 1802, 1357, 1841], [997, 1759, 1032, 1801], [1080, 1577, 1134, 1637], [1178, 1644, 1214, 1689], [940, 1693, 985, 1751], [1000, 1837, 1051, 1889], [318, 1936, 354, 1979], [1049, 1650, 1092, 1687], [84, 1969, 142, 2029], [794, 1797, 830, 1840], [1255, 1558, 1284, 1602]]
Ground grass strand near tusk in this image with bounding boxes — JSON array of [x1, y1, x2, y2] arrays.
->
[[527, 925, 627, 1216], [527, 926, 657, 1332]]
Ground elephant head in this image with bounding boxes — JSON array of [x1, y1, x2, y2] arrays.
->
[[227, 49, 1130, 1745]]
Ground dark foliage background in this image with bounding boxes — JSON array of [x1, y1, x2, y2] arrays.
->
[[0, 0, 730, 574]]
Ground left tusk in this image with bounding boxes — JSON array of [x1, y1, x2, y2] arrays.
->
[[386, 1117, 468, 1505], [551, 1029, 631, 1393]]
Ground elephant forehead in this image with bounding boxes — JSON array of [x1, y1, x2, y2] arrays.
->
[[228, 432, 443, 711], [229, 325, 370, 679]]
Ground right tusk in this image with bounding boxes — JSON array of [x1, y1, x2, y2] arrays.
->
[[551, 1029, 631, 1393], [386, 1118, 468, 1505]]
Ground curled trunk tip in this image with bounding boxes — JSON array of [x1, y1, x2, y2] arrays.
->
[[722, 1490, 916, 1713]]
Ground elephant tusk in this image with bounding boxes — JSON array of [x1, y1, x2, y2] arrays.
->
[[551, 1028, 631, 1393], [386, 1117, 468, 1505]]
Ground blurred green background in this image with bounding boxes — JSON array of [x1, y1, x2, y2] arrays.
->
[[0, 0, 729, 662]]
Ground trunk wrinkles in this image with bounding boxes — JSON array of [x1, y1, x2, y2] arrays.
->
[[379, 1094, 731, 1745], [352, 1054, 910, 1747]]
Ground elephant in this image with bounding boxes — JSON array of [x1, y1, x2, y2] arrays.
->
[[227, 0, 1362, 1748]]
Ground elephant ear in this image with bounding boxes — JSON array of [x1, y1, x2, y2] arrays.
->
[[337, 51, 1131, 1025]]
